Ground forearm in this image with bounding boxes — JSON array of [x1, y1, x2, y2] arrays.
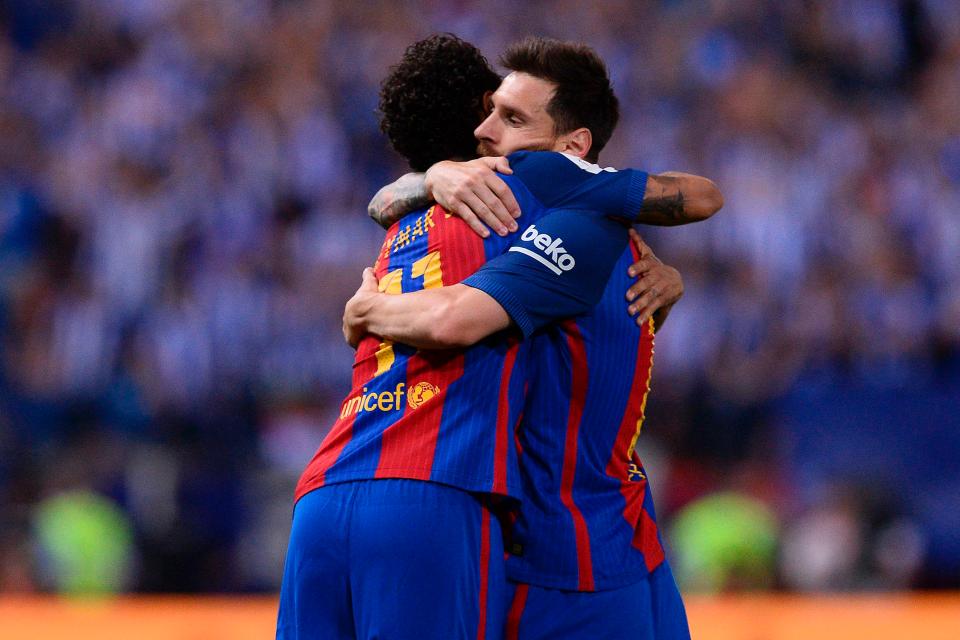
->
[[349, 289, 449, 349], [348, 285, 510, 349], [635, 172, 723, 226], [367, 172, 431, 228]]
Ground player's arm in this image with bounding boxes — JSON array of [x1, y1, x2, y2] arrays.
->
[[344, 270, 508, 349], [417, 154, 723, 229], [344, 230, 684, 349], [624, 229, 683, 332], [634, 172, 723, 226], [367, 157, 520, 237], [346, 208, 631, 350], [370, 155, 721, 236], [367, 172, 433, 228]]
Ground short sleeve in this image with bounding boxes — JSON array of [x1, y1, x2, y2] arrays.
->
[[462, 208, 629, 338], [506, 151, 648, 222]]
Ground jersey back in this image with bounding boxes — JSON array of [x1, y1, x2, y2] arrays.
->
[[507, 242, 666, 592], [294, 203, 530, 502]]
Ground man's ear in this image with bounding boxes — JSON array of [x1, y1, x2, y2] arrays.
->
[[557, 128, 593, 159]]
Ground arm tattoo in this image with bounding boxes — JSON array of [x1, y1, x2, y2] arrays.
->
[[639, 188, 685, 222], [368, 173, 431, 229]]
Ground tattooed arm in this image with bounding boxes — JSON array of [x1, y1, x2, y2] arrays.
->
[[634, 172, 723, 226], [368, 157, 519, 236], [368, 172, 432, 229], [370, 162, 721, 230]]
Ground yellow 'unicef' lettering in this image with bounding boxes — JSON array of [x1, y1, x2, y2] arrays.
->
[[339, 383, 408, 419], [338, 380, 441, 420]]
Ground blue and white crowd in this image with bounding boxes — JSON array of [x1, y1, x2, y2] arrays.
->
[[0, 0, 957, 593]]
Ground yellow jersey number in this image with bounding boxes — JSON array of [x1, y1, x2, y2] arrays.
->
[[373, 250, 443, 376]]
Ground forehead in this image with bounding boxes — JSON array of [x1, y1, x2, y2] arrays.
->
[[492, 72, 556, 116]]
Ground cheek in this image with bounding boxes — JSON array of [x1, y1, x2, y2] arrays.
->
[[505, 130, 553, 154], [499, 128, 518, 144], [496, 130, 526, 155]]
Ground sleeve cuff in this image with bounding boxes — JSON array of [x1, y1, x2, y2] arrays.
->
[[462, 273, 536, 339], [623, 171, 649, 223]]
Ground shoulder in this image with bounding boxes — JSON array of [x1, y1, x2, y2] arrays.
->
[[505, 152, 644, 218], [506, 150, 619, 175], [505, 151, 620, 205]]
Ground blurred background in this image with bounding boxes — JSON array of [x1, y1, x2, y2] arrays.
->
[[0, 0, 958, 599]]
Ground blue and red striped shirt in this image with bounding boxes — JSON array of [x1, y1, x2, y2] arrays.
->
[[459, 159, 670, 591], [295, 152, 648, 504], [502, 246, 666, 591]]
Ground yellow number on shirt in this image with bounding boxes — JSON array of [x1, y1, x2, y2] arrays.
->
[[372, 252, 443, 377], [411, 251, 443, 290]]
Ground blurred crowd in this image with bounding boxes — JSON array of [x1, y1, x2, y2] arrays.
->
[[0, 0, 958, 594]]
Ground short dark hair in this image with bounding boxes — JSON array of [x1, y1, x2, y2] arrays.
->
[[501, 37, 619, 163], [378, 34, 502, 172]]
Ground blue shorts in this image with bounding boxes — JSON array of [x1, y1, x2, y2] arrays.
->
[[276, 479, 508, 640], [505, 561, 690, 640]]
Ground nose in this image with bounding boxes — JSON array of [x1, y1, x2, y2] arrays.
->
[[474, 112, 497, 143]]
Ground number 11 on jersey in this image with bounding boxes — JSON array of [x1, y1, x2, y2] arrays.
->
[[373, 250, 443, 377]]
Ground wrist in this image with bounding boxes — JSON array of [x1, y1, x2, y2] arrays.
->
[[424, 161, 453, 197], [423, 163, 440, 197]]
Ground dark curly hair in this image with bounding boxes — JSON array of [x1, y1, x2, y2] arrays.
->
[[379, 34, 501, 172], [502, 37, 619, 163]]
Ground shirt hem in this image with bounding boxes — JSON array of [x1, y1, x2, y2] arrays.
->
[[505, 558, 664, 593]]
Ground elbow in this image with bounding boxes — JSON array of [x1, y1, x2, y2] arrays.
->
[[367, 191, 383, 221], [692, 180, 723, 221], [704, 179, 724, 216], [367, 190, 392, 228], [705, 182, 724, 217]]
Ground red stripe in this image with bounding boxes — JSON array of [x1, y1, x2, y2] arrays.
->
[[597, 280, 664, 566], [436, 204, 487, 284], [374, 350, 464, 479], [504, 584, 529, 640], [372, 223, 401, 275], [476, 505, 491, 640], [492, 340, 519, 494], [294, 334, 383, 499], [515, 381, 529, 456], [513, 411, 524, 457], [635, 509, 666, 571], [374, 210, 484, 480], [605, 319, 656, 529], [559, 320, 595, 591]]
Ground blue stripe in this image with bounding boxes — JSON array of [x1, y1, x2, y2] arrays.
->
[[509, 247, 656, 590], [328, 206, 434, 480], [431, 339, 504, 490]]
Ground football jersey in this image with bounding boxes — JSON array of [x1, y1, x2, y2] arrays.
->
[[466, 206, 666, 592], [294, 152, 648, 504]]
